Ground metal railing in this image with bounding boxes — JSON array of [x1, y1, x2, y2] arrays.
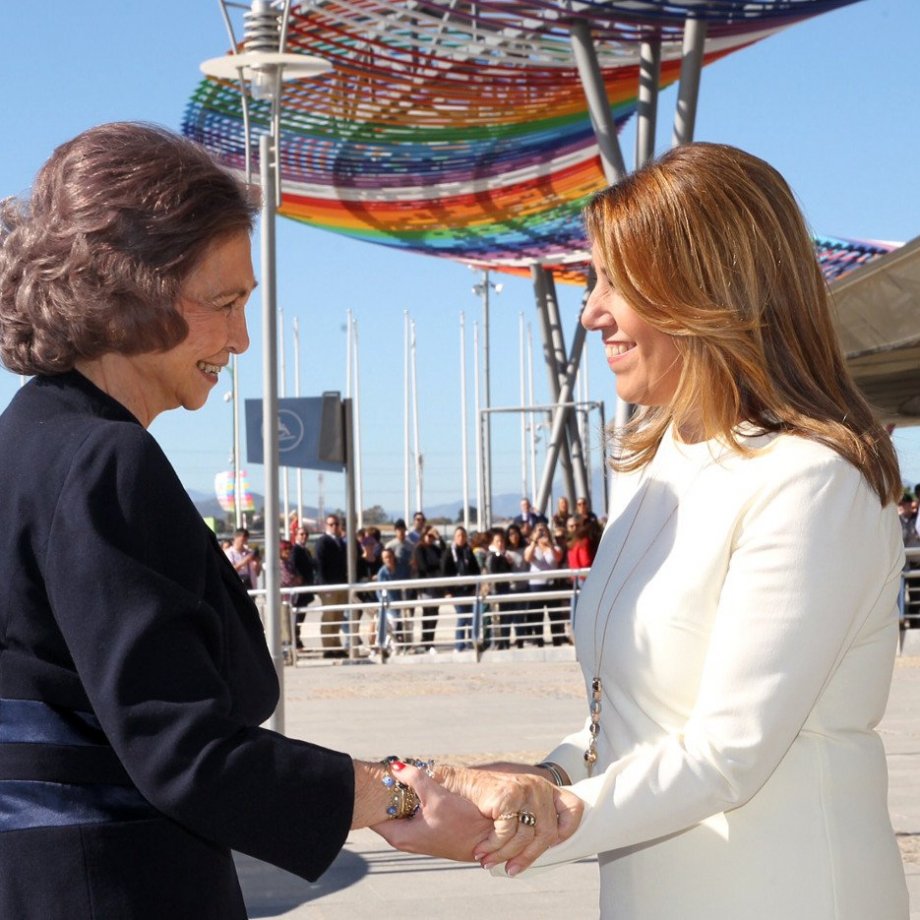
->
[[901, 547, 920, 631], [249, 567, 590, 665], [247, 543, 920, 663]]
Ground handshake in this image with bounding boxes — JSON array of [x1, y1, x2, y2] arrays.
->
[[362, 759, 584, 877]]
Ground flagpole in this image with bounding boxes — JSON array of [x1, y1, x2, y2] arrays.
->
[[293, 316, 303, 527], [403, 310, 411, 522], [352, 314, 364, 530], [279, 305, 290, 533], [459, 312, 469, 531], [411, 319, 423, 512]]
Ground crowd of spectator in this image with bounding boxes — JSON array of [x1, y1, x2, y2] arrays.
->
[[225, 496, 604, 657], [898, 486, 920, 548]]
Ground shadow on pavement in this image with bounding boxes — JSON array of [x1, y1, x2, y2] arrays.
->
[[234, 848, 369, 917]]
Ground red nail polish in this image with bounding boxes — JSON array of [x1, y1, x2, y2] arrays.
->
[[390, 760, 407, 771]]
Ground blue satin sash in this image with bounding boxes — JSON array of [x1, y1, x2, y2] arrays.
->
[[0, 698, 107, 745], [0, 698, 157, 832], [0, 780, 156, 832]]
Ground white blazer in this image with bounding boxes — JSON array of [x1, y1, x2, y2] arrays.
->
[[526, 428, 908, 920]]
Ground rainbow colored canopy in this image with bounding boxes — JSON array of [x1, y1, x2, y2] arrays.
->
[[183, 0, 876, 284]]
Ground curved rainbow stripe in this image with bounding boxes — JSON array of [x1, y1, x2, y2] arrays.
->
[[183, 0, 879, 284]]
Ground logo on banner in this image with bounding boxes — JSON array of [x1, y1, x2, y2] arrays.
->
[[278, 408, 305, 454], [245, 394, 345, 471]]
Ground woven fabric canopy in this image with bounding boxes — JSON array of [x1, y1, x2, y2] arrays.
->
[[183, 0, 876, 283]]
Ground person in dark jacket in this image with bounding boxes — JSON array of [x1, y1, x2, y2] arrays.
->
[[441, 526, 481, 651], [0, 122, 537, 919], [291, 526, 316, 650], [314, 514, 349, 657], [412, 525, 445, 652]]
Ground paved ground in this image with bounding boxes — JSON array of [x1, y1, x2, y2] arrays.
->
[[233, 644, 920, 919]]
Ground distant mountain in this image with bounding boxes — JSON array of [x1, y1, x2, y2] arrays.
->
[[187, 472, 609, 531], [386, 474, 610, 525], [188, 489, 268, 525]]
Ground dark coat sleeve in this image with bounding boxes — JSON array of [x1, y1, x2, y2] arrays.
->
[[42, 424, 353, 881]]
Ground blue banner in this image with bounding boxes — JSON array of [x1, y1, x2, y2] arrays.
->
[[245, 393, 345, 471]]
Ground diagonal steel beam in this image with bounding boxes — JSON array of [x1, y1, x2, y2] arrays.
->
[[569, 17, 628, 185]]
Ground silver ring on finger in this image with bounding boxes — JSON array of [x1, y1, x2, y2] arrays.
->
[[518, 811, 537, 828]]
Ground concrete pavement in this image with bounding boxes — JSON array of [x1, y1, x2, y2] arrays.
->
[[233, 647, 920, 918]]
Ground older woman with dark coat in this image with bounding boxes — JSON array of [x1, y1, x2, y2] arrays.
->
[[0, 123, 550, 918]]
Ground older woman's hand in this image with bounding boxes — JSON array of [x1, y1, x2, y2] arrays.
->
[[371, 762, 493, 861], [438, 765, 584, 875]]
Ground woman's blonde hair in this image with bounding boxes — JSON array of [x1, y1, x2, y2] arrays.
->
[[584, 142, 900, 506]]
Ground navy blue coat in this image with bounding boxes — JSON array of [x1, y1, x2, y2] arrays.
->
[[0, 372, 354, 918]]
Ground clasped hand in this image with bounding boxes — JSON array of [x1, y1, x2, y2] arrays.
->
[[373, 763, 583, 876]]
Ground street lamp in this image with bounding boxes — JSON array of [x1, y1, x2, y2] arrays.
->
[[200, 0, 331, 732], [471, 269, 502, 526]]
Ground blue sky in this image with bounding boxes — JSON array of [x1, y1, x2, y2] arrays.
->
[[2, 0, 919, 516]]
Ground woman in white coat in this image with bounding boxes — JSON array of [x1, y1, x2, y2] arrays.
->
[[384, 142, 908, 918]]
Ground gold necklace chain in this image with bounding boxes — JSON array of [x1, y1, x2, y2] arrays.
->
[[584, 447, 714, 774]]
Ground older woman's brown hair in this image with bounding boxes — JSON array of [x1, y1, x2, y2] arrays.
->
[[0, 122, 258, 375], [585, 142, 900, 506]]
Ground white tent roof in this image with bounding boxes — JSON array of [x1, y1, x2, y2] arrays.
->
[[832, 233, 920, 424]]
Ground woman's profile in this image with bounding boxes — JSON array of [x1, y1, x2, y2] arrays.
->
[[384, 142, 909, 919], [0, 122, 580, 917]]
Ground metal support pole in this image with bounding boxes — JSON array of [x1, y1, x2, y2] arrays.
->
[[473, 321, 483, 532], [570, 18, 628, 184], [402, 311, 410, 523], [636, 38, 661, 168], [518, 312, 528, 500], [531, 265, 575, 500], [279, 306, 289, 530], [534, 329, 589, 514], [544, 271, 590, 501], [577, 287, 592, 497], [231, 354, 243, 529], [459, 313, 470, 532], [259, 131, 283, 731], [527, 323, 537, 498], [531, 267, 567, 511], [343, 397, 358, 658], [598, 400, 611, 517], [352, 316, 364, 530], [293, 317, 303, 527], [376, 591, 390, 662], [532, 266, 592, 514], [535, 328, 589, 516], [672, 18, 707, 147], [481, 271, 493, 527], [410, 320, 422, 513]]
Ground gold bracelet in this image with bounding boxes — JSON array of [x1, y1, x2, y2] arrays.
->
[[380, 756, 433, 819]]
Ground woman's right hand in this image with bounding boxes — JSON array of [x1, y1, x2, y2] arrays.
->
[[436, 765, 583, 875]]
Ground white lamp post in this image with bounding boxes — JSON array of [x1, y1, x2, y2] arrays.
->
[[471, 269, 502, 526], [200, 0, 331, 733]]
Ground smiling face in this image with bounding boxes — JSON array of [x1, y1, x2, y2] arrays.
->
[[152, 230, 255, 412], [99, 229, 255, 425], [582, 242, 682, 408]]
